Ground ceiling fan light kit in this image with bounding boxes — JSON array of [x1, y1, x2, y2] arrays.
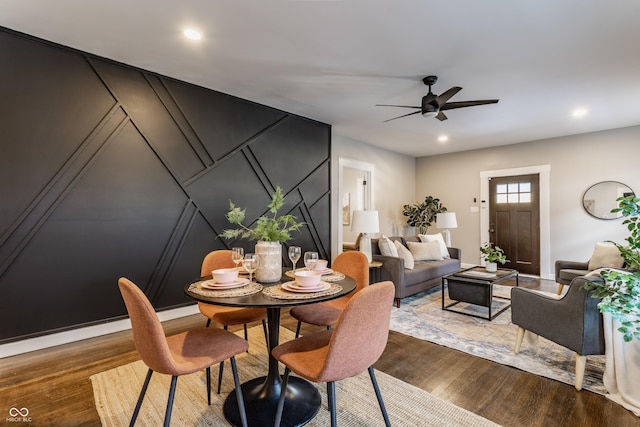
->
[[377, 75, 499, 122]]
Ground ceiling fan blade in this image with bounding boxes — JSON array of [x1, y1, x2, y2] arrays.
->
[[436, 111, 448, 121], [440, 99, 499, 111], [383, 110, 422, 122], [435, 87, 462, 107], [375, 104, 421, 109]]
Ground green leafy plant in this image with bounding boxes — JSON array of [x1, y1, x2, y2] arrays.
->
[[220, 186, 304, 243], [583, 195, 640, 342], [402, 196, 447, 234], [480, 242, 507, 264]]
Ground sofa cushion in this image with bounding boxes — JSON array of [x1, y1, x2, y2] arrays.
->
[[418, 233, 450, 259], [378, 235, 399, 257], [403, 258, 460, 286], [394, 240, 414, 270], [588, 242, 624, 271], [407, 241, 443, 261]]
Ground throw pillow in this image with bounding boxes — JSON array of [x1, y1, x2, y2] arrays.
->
[[394, 240, 414, 270], [378, 234, 399, 257], [418, 233, 450, 259], [407, 241, 444, 261], [588, 242, 625, 271]]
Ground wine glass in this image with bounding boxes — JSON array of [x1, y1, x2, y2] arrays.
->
[[288, 246, 301, 272], [231, 247, 244, 271], [304, 251, 319, 271], [243, 253, 258, 283]]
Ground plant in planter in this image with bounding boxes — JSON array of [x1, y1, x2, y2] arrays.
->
[[402, 196, 447, 235], [221, 186, 304, 282], [583, 195, 640, 342], [480, 242, 507, 272]]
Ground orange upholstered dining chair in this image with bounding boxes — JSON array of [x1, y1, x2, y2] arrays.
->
[[118, 277, 249, 427], [197, 249, 268, 393], [272, 281, 395, 427], [289, 250, 369, 337]]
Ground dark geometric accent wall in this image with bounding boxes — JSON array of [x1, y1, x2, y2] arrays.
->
[[0, 27, 331, 343]]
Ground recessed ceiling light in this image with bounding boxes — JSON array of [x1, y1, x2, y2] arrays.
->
[[183, 29, 202, 41], [437, 135, 449, 143], [572, 107, 588, 118]]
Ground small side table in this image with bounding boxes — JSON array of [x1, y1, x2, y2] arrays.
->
[[369, 261, 383, 284]]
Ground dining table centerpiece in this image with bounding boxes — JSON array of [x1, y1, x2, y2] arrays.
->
[[221, 186, 304, 283]]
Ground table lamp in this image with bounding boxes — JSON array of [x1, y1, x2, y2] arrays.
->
[[436, 212, 457, 247], [351, 210, 379, 263]]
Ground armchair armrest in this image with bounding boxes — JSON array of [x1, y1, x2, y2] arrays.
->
[[555, 259, 589, 282], [372, 254, 405, 292], [447, 247, 461, 260]]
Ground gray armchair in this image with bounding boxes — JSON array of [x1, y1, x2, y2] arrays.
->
[[555, 259, 590, 295], [511, 275, 604, 390]]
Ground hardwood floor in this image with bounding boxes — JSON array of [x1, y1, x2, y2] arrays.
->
[[1, 279, 638, 426]]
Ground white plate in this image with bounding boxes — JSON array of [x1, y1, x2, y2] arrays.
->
[[282, 281, 331, 293], [200, 278, 250, 290]]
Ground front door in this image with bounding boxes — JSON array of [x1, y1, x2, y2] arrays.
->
[[489, 174, 540, 275]]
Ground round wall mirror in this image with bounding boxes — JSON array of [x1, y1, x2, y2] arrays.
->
[[583, 181, 635, 220]]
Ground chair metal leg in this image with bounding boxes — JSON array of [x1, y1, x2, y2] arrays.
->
[[328, 381, 337, 427], [230, 356, 248, 427], [295, 320, 302, 338], [130, 368, 153, 427], [274, 367, 291, 427], [368, 366, 391, 427], [206, 367, 211, 405], [205, 318, 212, 327], [163, 376, 178, 427], [262, 319, 269, 345], [243, 323, 248, 342], [217, 325, 229, 394]]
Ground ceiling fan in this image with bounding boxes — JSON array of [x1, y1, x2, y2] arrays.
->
[[376, 75, 499, 122]]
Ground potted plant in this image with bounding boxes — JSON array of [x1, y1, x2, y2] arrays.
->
[[583, 195, 640, 342], [221, 186, 304, 283], [480, 242, 507, 272], [402, 196, 447, 235]]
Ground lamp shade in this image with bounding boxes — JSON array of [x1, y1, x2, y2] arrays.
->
[[436, 212, 457, 229], [351, 210, 380, 233]]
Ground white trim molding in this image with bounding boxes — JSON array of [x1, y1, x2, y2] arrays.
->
[[0, 304, 200, 359]]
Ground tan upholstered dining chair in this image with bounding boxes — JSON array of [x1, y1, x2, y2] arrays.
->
[[272, 281, 395, 427], [289, 250, 369, 338], [118, 277, 249, 427], [197, 249, 268, 393]]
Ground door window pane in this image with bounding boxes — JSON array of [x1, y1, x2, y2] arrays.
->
[[496, 181, 532, 203]]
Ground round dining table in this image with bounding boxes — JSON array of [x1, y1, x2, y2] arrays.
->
[[184, 271, 356, 427]]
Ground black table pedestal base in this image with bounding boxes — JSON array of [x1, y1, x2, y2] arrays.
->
[[223, 375, 321, 427]]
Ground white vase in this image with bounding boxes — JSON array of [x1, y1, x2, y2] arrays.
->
[[255, 241, 282, 283], [485, 262, 497, 273]]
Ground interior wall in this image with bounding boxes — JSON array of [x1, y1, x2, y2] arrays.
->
[[331, 134, 416, 257], [415, 125, 640, 272], [0, 27, 331, 343]]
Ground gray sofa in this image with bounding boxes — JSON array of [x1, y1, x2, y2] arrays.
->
[[371, 236, 461, 307]]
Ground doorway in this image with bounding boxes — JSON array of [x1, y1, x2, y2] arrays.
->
[[489, 174, 540, 275], [337, 158, 374, 255], [480, 164, 551, 279]]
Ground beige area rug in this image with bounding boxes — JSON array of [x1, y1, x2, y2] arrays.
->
[[91, 326, 501, 426], [390, 285, 606, 394]]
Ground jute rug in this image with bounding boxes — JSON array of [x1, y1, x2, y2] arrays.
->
[[91, 326, 501, 426], [390, 284, 606, 394]]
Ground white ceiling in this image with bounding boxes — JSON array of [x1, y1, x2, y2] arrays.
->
[[2, 0, 640, 157]]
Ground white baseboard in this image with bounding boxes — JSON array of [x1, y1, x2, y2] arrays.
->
[[0, 304, 200, 359]]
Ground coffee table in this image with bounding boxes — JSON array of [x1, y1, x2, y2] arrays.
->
[[442, 266, 519, 320]]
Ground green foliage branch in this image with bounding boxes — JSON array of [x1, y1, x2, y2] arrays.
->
[[220, 186, 304, 243], [480, 242, 507, 264], [402, 196, 447, 234], [583, 195, 640, 342]]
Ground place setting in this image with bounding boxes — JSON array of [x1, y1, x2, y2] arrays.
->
[[284, 249, 345, 282], [263, 252, 342, 300], [189, 252, 263, 297]]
